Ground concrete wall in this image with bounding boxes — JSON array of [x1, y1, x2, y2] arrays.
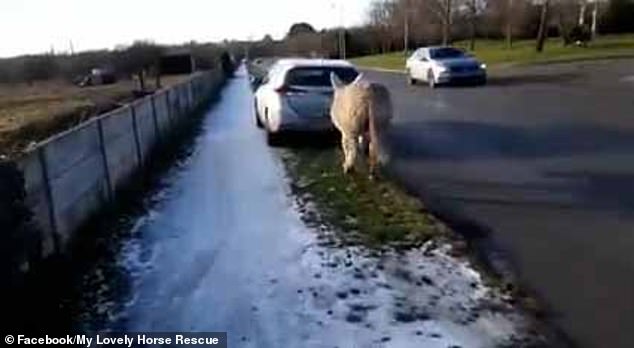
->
[[14, 69, 224, 256]]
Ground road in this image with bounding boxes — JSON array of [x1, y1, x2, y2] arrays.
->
[[13, 68, 540, 347], [365, 59, 634, 348]]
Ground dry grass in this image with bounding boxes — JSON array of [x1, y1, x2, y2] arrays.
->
[[0, 74, 190, 157]]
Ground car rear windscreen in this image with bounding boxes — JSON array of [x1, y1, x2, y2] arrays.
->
[[286, 67, 359, 87], [430, 47, 465, 59]]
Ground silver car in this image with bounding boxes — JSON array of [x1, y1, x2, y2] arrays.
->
[[254, 59, 359, 145], [405, 46, 487, 88]]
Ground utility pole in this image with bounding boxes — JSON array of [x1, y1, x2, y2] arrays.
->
[[403, 0, 410, 54], [339, 28, 346, 59], [339, 0, 346, 59], [404, 11, 409, 54], [331, 0, 346, 59]]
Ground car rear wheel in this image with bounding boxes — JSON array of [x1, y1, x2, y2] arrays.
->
[[264, 109, 284, 146], [254, 101, 264, 128], [407, 70, 416, 85], [266, 131, 284, 146], [427, 70, 436, 88]]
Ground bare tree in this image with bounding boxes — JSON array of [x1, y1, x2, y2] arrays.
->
[[590, 0, 599, 38], [468, 0, 479, 50], [536, 0, 550, 52], [423, 0, 455, 45], [403, 0, 411, 53], [578, 0, 588, 25], [506, 0, 514, 48], [443, 0, 454, 44], [368, 0, 396, 53]]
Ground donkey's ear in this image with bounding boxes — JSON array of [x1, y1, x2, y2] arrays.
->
[[330, 72, 344, 89], [352, 73, 364, 85]]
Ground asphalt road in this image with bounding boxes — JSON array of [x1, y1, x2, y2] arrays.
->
[[365, 59, 634, 348]]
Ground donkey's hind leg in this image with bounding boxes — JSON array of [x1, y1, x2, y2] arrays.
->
[[341, 132, 358, 174], [368, 137, 379, 179]]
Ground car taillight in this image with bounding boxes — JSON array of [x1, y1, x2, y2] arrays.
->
[[275, 85, 290, 94], [275, 85, 306, 95]]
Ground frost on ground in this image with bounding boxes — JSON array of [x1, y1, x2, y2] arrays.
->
[[280, 195, 545, 348], [279, 149, 548, 347]]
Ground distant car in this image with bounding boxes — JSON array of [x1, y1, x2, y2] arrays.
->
[[405, 46, 486, 88], [254, 58, 359, 145]]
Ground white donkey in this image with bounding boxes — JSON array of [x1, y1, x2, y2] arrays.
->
[[330, 73, 393, 177]]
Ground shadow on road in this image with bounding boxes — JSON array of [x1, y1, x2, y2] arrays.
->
[[388, 120, 634, 214], [544, 170, 634, 212], [486, 72, 583, 87], [273, 131, 340, 149], [389, 120, 634, 160]]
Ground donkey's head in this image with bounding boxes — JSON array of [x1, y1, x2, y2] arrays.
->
[[330, 72, 364, 91]]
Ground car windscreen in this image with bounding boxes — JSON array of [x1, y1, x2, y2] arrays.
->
[[285, 67, 359, 87], [429, 47, 465, 59]]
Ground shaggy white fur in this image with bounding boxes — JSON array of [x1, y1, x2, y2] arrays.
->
[[330, 73, 393, 177]]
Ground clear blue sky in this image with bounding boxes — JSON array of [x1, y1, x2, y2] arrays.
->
[[0, 0, 372, 58]]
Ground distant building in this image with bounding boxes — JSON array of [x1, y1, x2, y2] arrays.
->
[[77, 67, 116, 87], [160, 48, 195, 75]]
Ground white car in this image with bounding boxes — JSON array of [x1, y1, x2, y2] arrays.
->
[[405, 46, 487, 88], [254, 58, 359, 145]]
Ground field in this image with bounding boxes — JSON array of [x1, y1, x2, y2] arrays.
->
[[0, 75, 189, 157], [351, 34, 634, 71]]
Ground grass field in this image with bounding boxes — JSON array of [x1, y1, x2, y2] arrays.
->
[[352, 34, 634, 71], [0, 74, 189, 157]]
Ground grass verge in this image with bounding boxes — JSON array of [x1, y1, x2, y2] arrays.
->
[[352, 34, 634, 71], [280, 145, 559, 325], [281, 145, 452, 250]]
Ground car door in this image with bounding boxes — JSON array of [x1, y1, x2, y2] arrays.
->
[[410, 49, 430, 80], [407, 50, 421, 79], [255, 65, 278, 121], [417, 49, 433, 81]]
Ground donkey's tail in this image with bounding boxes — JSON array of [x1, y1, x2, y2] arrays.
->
[[368, 85, 391, 168]]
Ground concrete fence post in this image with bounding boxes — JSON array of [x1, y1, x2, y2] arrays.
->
[[189, 81, 194, 110], [130, 106, 143, 165], [191, 80, 196, 107], [185, 81, 193, 112], [165, 90, 174, 129], [171, 87, 181, 122], [36, 147, 60, 253], [150, 95, 161, 143], [96, 118, 113, 201]]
